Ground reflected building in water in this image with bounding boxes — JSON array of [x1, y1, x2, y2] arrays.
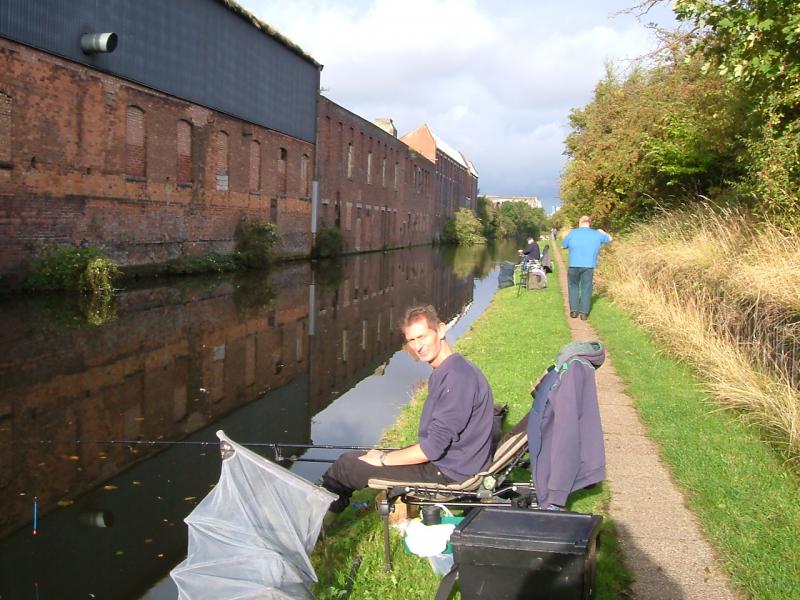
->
[[0, 246, 475, 598]]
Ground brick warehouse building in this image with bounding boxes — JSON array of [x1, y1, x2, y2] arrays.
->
[[316, 96, 437, 252], [401, 124, 479, 234], [0, 0, 321, 279]]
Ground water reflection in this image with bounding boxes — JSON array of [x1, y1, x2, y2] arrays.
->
[[0, 243, 522, 599]]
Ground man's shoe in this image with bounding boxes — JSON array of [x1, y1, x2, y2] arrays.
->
[[579, 313, 588, 320], [328, 495, 350, 514], [570, 311, 578, 318]]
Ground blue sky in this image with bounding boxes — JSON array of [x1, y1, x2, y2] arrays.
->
[[237, 0, 679, 213]]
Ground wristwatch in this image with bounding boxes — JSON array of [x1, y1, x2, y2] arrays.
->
[[379, 451, 388, 466]]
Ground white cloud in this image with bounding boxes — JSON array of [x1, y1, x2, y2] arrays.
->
[[237, 0, 678, 211]]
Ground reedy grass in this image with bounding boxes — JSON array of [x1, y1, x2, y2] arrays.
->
[[598, 205, 800, 464], [588, 297, 800, 599], [312, 260, 632, 599]]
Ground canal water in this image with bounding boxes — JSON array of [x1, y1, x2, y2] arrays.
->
[[0, 241, 521, 599]]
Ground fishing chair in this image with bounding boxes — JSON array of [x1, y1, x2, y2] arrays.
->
[[367, 412, 534, 571]]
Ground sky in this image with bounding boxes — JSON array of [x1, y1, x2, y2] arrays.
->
[[236, 0, 679, 213]]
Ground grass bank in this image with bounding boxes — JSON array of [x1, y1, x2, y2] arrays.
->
[[588, 297, 800, 598], [597, 206, 800, 465], [311, 260, 632, 599]]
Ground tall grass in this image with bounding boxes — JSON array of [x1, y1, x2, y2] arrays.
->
[[598, 205, 800, 464]]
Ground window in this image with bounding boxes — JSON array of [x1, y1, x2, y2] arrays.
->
[[213, 131, 229, 191], [0, 91, 11, 165], [300, 153, 309, 196], [270, 198, 278, 223], [278, 147, 287, 194], [125, 106, 146, 178], [176, 120, 192, 185], [381, 157, 387, 188], [346, 143, 354, 179], [367, 151, 372, 184], [249, 140, 261, 192], [394, 162, 399, 190]]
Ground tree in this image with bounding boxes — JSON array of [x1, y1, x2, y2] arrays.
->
[[442, 208, 487, 246]]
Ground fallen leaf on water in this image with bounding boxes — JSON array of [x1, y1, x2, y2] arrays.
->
[[98, 453, 108, 460], [144, 538, 153, 544], [57, 499, 74, 507], [115, 550, 124, 556], [103, 485, 118, 491], [183, 496, 197, 501], [132, 481, 141, 486], [157, 553, 165, 558], [135, 417, 144, 421], [67, 455, 80, 461]]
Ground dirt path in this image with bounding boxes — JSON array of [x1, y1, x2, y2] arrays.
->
[[553, 246, 736, 599]]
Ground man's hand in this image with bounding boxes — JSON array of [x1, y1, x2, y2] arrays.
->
[[358, 449, 384, 466]]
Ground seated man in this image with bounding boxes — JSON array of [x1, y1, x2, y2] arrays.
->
[[521, 237, 541, 264], [321, 304, 495, 512]]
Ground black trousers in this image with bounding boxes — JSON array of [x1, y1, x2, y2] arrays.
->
[[322, 451, 455, 500]]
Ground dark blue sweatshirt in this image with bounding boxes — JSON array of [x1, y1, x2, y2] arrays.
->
[[418, 353, 494, 482]]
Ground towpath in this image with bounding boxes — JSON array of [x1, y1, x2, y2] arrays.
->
[[553, 245, 736, 599]]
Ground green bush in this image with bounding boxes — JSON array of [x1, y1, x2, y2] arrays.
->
[[313, 223, 345, 258], [235, 218, 281, 268], [26, 244, 120, 294], [442, 208, 487, 246]]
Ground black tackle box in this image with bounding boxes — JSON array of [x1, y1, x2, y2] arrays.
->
[[450, 507, 603, 599]]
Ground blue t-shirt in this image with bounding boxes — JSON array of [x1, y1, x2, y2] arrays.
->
[[562, 227, 611, 268], [418, 353, 494, 482]]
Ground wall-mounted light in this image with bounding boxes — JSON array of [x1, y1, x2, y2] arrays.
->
[[80, 32, 118, 54]]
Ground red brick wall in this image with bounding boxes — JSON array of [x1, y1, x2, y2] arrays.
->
[[0, 39, 314, 278], [316, 97, 437, 252]]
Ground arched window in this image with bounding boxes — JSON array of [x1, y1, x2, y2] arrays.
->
[[176, 120, 192, 185], [0, 91, 11, 165], [214, 131, 229, 191], [125, 105, 146, 178], [346, 142, 354, 179], [249, 140, 261, 192], [278, 147, 287, 195], [300, 153, 309, 196]]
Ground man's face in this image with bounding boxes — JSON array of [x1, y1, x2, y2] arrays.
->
[[403, 318, 442, 364]]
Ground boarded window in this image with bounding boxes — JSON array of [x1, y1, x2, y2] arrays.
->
[[176, 120, 192, 184], [249, 140, 261, 192], [300, 154, 309, 196], [394, 162, 399, 190], [382, 157, 387, 187], [0, 91, 11, 164], [125, 106, 146, 178], [214, 131, 229, 191], [366, 151, 372, 184], [278, 147, 287, 194]]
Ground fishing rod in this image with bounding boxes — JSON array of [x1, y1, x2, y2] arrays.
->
[[34, 439, 401, 451], [30, 438, 402, 463]]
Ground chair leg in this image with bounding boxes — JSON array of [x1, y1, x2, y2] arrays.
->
[[377, 491, 394, 572]]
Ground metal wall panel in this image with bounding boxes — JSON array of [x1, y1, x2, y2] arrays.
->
[[0, 0, 319, 142]]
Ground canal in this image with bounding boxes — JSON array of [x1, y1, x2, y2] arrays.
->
[[0, 241, 520, 599]]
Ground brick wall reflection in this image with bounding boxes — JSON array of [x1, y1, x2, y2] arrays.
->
[[0, 248, 474, 537]]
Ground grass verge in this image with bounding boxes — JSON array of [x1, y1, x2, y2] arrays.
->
[[588, 296, 800, 599], [311, 260, 632, 599]]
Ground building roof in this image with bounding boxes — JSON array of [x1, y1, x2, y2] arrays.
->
[[463, 156, 479, 178], [219, 0, 321, 67], [431, 131, 468, 168]]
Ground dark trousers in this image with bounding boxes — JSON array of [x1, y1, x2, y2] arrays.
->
[[322, 451, 455, 501], [567, 267, 594, 315]]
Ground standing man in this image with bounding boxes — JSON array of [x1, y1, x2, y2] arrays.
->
[[321, 304, 495, 512], [561, 215, 612, 320]]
